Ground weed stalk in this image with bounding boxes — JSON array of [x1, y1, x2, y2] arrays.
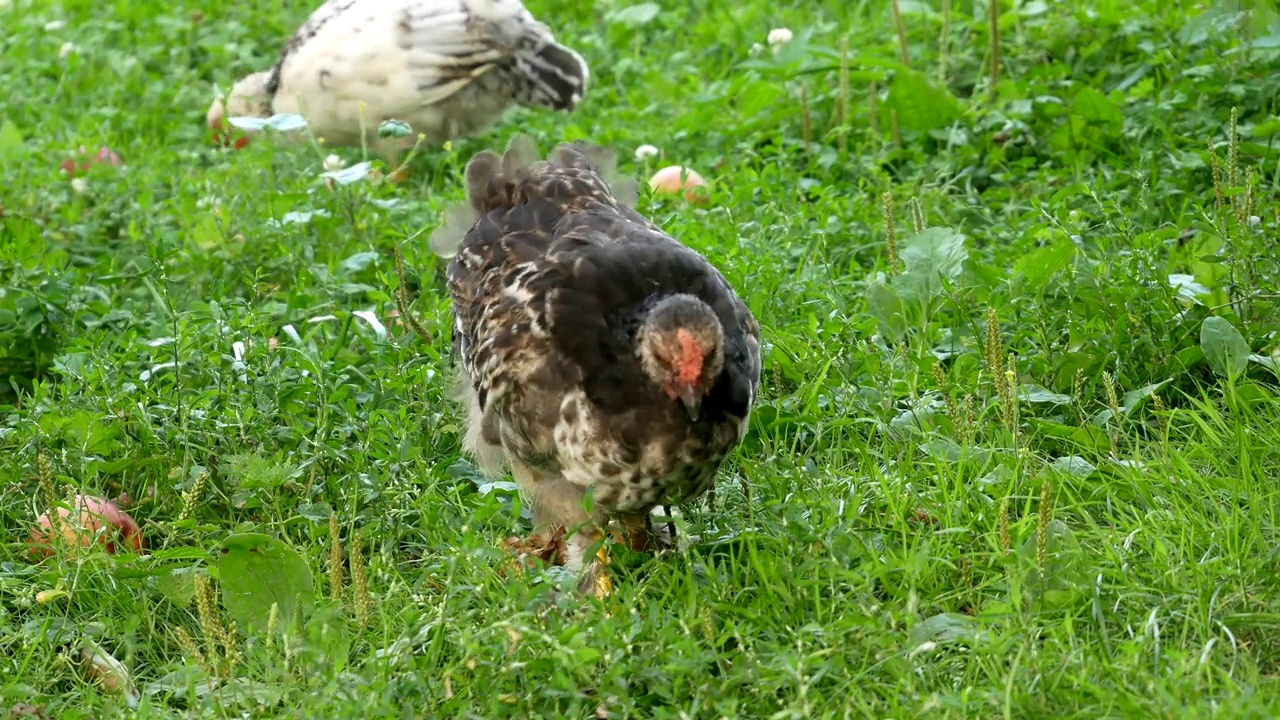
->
[[1036, 472, 1053, 579], [868, 81, 881, 149], [891, 0, 910, 66], [881, 192, 900, 272], [328, 512, 344, 602], [909, 196, 926, 233], [988, 0, 1002, 103], [837, 38, 850, 157], [350, 530, 371, 628]]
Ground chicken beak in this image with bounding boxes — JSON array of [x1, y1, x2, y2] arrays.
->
[[678, 385, 701, 421]]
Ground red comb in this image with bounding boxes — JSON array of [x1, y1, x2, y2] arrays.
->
[[674, 328, 704, 385]]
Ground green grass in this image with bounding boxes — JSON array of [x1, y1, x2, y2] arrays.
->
[[3, 0, 1280, 716]]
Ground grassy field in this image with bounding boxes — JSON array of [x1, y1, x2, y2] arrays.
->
[[3, 0, 1280, 716]]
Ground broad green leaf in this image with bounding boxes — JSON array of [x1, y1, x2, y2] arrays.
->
[[864, 276, 906, 343], [1017, 384, 1072, 404], [151, 567, 200, 604], [606, 2, 661, 26], [62, 411, 120, 454], [144, 675, 283, 708], [297, 502, 335, 522], [1, 215, 44, 268], [338, 282, 376, 295], [189, 214, 223, 251], [1120, 380, 1171, 414], [907, 613, 987, 649], [21, 617, 88, 644], [918, 439, 992, 463], [224, 454, 302, 492], [217, 533, 314, 634], [1071, 87, 1123, 130], [1051, 456, 1096, 478], [1250, 353, 1278, 371], [1253, 119, 1280, 137], [897, 1, 939, 17], [918, 438, 963, 462], [1028, 419, 1109, 453], [1019, 0, 1050, 16], [1013, 237, 1075, 292], [883, 69, 962, 132], [889, 403, 934, 434], [734, 80, 786, 119], [894, 227, 967, 306], [477, 480, 519, 496], [1171, 345, 1206, 373], [0, 118, 23, 153], [1200, 316, 1250, 380], [1168, 274, 1210, 305], [276, 209, 330, 226], [1017, 518, 1088, 609], [339, 251, 379, 274]]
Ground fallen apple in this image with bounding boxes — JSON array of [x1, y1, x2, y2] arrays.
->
[[647, 165, 710, 204], [58, 145, 124, 177], [28, 495, 144, 559]]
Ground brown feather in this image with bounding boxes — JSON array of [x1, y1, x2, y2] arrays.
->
[[437, 137, 761, 590]]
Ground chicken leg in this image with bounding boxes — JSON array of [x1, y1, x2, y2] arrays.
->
[[620, 513, 658, 553], [507, 457, 613, 598]]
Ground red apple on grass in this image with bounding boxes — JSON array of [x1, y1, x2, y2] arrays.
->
[[28, 495, 143, 559], [58, 146, 124, 177], [647, 165, 710, 204]]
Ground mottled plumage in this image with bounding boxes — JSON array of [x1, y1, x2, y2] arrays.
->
[[206, 0, 588, 160], [433, 138, 761, 594]]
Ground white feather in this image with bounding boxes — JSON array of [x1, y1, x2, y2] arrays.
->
[[209, 0, 588, 159]]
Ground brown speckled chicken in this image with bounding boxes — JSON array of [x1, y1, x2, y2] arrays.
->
[[431, 138, 761, 596]]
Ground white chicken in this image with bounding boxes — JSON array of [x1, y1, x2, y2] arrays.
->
[[206, 0, 589, 163]]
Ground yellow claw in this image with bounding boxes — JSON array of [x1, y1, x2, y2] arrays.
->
[[593, 544, 614, 599]]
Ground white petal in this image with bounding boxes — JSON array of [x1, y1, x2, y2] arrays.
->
[[634, 144, 659, 161]]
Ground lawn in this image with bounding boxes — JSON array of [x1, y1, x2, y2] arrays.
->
[[3, 0, 1280, 717]]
